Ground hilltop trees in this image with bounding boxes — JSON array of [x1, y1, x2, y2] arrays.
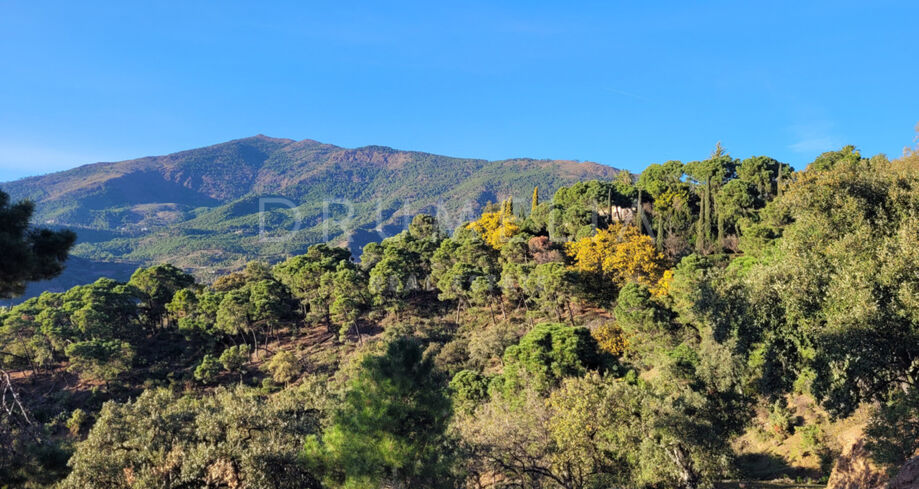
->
[[128, 264, 195, 329], [1, 278, 143, 382]]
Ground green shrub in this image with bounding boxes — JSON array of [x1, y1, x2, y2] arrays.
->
[[263, 350, 300, 385], [66, 409, 88, 437], [219, 344, 250, 374], [193, 354, 221, 384]]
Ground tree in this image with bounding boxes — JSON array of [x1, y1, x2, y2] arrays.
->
[[566, 223, 668, 290], [713, 179, 758, 241], [65, 339, 134, 382], [368, 247, 417, 314], [865, 387, 919, 473], [215, 288, 251, 339], [449, 369, 491, 414], [247, 278, 295, 344], [0, 190, 76, 298], [592, 322, 628, 356], [167, 287, 222, 339], [218, 344, 250, 378], [737, 155, 789, 201], [499, 322, 610, 393], [303, 338, 456, 488], [637, 160, 684, 200], [466, 198, 520, 250], [470, 275, 501, 324], [325, 262, 369, 341], [127, 264, 195, 329], [684, 146, 736, 253], [523, 263, 576, 323], [273, 244, 352, 322], [193, 354, 221, 384], [742, 150, 919, 415]]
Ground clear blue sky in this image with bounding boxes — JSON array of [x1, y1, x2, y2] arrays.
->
[[1, 1, 916, 181]]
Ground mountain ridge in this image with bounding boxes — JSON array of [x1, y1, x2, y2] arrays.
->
[[1, 135, 623, 297]]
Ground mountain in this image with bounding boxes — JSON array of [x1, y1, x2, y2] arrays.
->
[[1, 135, 622, 288]]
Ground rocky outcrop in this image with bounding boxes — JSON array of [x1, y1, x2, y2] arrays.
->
[[889, 456, 919, 489]]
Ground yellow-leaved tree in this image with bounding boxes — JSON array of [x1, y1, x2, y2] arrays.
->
[[467, 198, 520, 250], [566, 223, 668, 289], [592, 322, 628, 356]]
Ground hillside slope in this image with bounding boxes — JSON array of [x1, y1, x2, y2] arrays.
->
[[1, 135, 622, 284]]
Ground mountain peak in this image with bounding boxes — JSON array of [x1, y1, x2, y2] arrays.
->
[[0, 136, 621, 284]]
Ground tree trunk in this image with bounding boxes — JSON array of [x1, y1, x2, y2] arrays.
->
[[704, 175, 712, 245], [667, 444, 700, 489], [353, 321, 363, 345], [635, 189, 643, 230]]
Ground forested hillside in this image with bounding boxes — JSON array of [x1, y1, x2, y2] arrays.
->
[[0, 135, 621, 287], [2, 143, 919, 489]]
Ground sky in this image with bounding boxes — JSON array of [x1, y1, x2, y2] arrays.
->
[[1, 1, 917, 181]]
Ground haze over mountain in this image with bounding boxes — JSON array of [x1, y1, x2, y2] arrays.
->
[[1, 135, 621, 295]]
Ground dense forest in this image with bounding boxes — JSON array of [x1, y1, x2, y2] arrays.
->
[[2, 141, 919, 489]]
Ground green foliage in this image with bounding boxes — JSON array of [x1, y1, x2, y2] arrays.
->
[[797, 423, 826, 455], [303, 338, 456, 489], [128, 264, 195, 328], [218, 344, 250, 374], [500, 322, 610, 393], [66, 408, 88, 437], [61, 386, 322, 489], [449, 369, 491, 413], [865, 387, 919, 472], [0, 189, 76, 298], [65, 339, 134, 382], [193, 354, 222, 384], [766, 398, 795, 439], [522, 262, 576, 323], [264, 350, 301, 385], [7, 141, 919, 489], [742, 152, 919, 415]]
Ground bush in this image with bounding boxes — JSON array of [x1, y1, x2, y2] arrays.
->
[[767, 399, 795, 439], [797, 424, 824, 454], [592, 322, 628, 356], [865, 387, 919, 472], [193, 354, 221, 384], [264, 350, 300, 385], [219, 344, 250, 374], [449, 369, 490, 413], [66, 409, 88, 437], [500, 322, 611, 394]]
